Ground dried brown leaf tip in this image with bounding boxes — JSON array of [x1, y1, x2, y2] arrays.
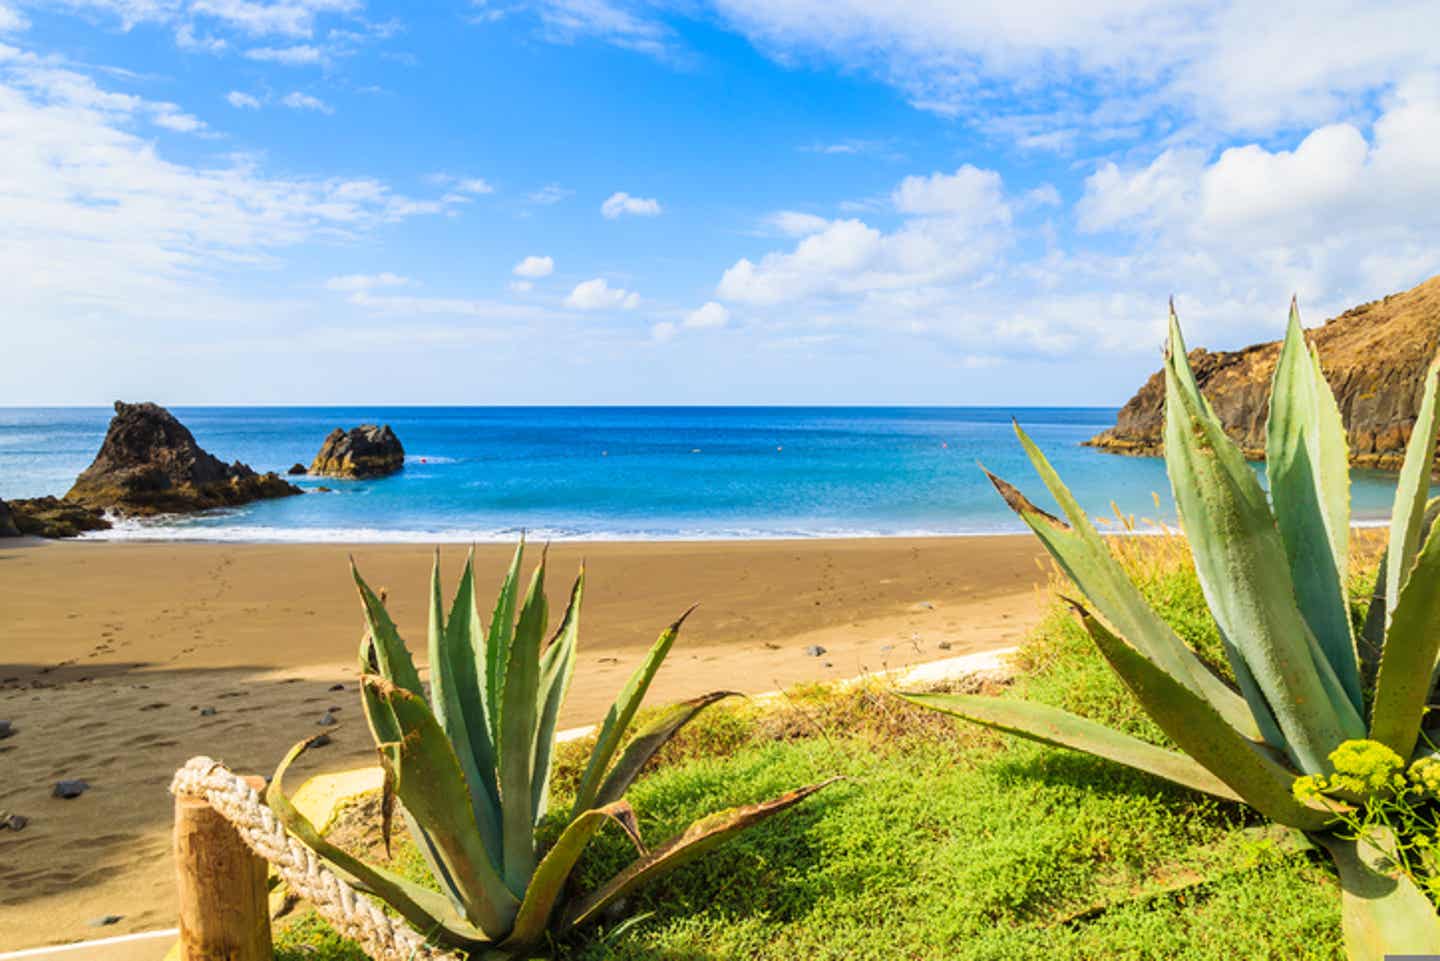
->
[[982, 467, 1068, 530]]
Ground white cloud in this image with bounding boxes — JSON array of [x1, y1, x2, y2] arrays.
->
[[190, 0, 362, 38], [528, 183, 571, 205], [226, 90, 262, 109], [0, 3, 29, 32], [0, 53, 478, 334], [513, 255, 554, 278], [718, 166, 1012, 307], [685, 301, 729, 329], [601, 191, 661, 219], [281, 90, 332, 113], [245, 44, 323, 64], [534, 0, 675, 61], [892, 165, 1009, 220], [704, 0, 1440, 142], [766, 210, 830, 237], [565, 277, 639, 310], [650, 320, 677, 341], [325, 272, 409, 291], [454, 177, 493, 194]]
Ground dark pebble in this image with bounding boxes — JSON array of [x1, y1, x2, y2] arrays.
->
[[0, 720, 12, 739], [88, 915, 122, 927], [803, 645, 827, 657], [310, 733, 333, 748], [318, 712, 337, 727], [937, 641, 953, 651], [53, 780, 89, 799], [2, 813, 28, 831], [199, 707, 217, 717], [328, 683, 345, 691]]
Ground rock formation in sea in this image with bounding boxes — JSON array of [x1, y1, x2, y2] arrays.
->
[[65, 401, 301, 515], [1088, 273, 1440, 469], [309, 425, 405, 478], [4, 497, 111, 537]]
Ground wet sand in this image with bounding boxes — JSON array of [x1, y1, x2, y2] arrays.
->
[[0, 535, 1047, 949]]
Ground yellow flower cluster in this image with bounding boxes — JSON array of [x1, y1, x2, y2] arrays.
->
[[1290, 739, 1415, 802]]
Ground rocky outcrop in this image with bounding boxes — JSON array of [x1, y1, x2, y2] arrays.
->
[[309, 425, 405, 478], [65, 401, 301, 515], [0, 499, 19, 537], [1088, 274, 1440, 469], [6, 497, 111, 538]]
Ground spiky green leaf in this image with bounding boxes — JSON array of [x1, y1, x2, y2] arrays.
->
[[572, 608, 694, 817], [486, 540, 525, 739], [562, 778, 839, 931], [1266, 301, 1359, 710], [594, 691, 740, 807], [1073, 605, 1334, 830], [532, 570, 583, 825], [352, 563, 423, 697], [1369, 521, 1440, 757], [902, 691, 1241, 803], [1163, 321, 1364, 773], [266, 735, 493, 950], [366, 676, 517, 937], [1385, 354, 1440, 625], [499, 802, 643, 950], [1315, 829, 1440, 961], [990, 437, 1267, 742], [498, 550, 548, 895]]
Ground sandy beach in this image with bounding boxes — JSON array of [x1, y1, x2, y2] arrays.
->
[[0, 534, 1047, 949]]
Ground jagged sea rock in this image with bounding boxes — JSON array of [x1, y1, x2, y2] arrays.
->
[[287, 463, 307, 476], [6, 497, 111, 538], [65, 401, 301, 515], [0, 500, 19, 537], [309, 425, 405, 479], [1088, 274, 1440, 469]]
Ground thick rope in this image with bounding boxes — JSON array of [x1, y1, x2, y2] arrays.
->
[[170, 756, 456, 961]]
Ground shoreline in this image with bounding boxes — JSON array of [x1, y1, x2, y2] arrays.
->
[[1, 534, 1049, 949]]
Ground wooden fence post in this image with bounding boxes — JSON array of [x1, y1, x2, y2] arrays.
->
[[174, 774, 273, 961]]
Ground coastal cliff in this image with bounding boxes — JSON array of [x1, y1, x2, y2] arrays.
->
[[1087, 274, 1440, 469]]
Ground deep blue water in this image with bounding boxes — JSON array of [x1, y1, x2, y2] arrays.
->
[[0, 407, 1410, 541]]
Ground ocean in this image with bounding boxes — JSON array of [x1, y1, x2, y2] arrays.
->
[[0, 406, 1412, 541]]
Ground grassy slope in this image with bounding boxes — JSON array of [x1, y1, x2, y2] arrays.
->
[[278, 536, 1376, 960]]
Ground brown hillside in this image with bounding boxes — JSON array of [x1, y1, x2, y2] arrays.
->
[[1087, 274, 1440, 469]]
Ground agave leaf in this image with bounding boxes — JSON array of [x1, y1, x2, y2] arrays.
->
[[1362, 498, 1440, 680], [532, 570, 583, 825], [427, 551, 503, 865], [901, 691, 1241, 803], [1266, 302, 1360, 710], [367, 676, 518, 937], [352, 563, 424, 697], [594, 691, 741, 808], [265, 735, 493, 950], [1163, 324, 1364, 773], [1073, 604, 1335, 830], [571, 608, 695, 817], [498, 550, 548, 895], [1368, 521, 1440, 757], [991, 435, 1267, 742], [1385, 353, 1440, 625], [1314, 829, 1440, 961], [486, 540, 525, 741], [499, 801, 643, 951], [562, 778, 840, 931]]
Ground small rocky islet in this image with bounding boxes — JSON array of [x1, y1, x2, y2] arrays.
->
[[1, 403, 405, 538]]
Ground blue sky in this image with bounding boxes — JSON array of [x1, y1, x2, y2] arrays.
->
[[3, 1, 1440, 405]]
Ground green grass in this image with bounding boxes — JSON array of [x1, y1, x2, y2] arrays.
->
[[276, 539, 1358, 960]]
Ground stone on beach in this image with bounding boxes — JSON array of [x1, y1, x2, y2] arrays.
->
[[803, 644, 827, 657], [52, 780, 89, 799]]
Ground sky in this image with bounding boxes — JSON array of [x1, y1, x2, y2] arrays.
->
[[3, 1, 1440, 405]]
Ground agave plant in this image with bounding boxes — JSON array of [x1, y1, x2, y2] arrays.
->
[[266, 542, 831, 958], [907, 302, 1440, 958]]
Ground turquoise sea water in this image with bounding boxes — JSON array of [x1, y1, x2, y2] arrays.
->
[[0, 406, 1411, 541]]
